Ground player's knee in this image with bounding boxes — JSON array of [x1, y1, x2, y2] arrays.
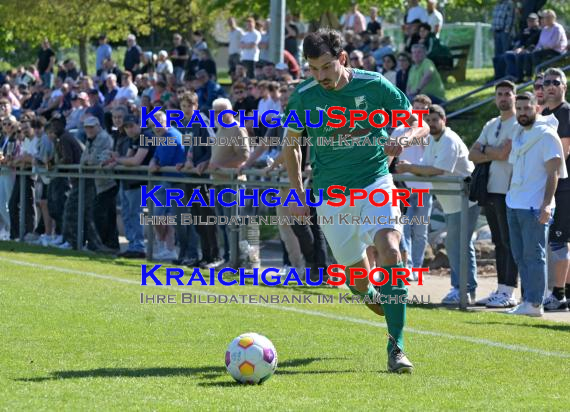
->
[[378, 246, 401, 265]]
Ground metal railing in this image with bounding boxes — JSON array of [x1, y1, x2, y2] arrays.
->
[[3, 165, 474, 310]]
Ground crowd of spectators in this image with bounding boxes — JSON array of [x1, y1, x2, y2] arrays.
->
[[0, 1, 569, 313]]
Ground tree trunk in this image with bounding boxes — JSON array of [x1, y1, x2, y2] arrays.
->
[[79, 36, 88, 75]]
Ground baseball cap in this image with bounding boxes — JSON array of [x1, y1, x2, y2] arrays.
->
[[123, 114, 138, 125], [528, 13, 539, 20], [83, 116, 100, 127]]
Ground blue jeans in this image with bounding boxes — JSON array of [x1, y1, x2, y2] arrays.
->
[[402, 192, 433, 268], [120, 186, 145, 252], [40, 72, 54, 89], [504, 51, 527, 81], [506, 207, 549, 305], [494, 31, 512, 57], [444, 204, 480, 292]]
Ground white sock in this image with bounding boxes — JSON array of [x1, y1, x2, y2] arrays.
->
[[502, 285, 515, 297]]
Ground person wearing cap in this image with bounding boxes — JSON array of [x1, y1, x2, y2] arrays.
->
[[528, 9, 568, 76], [65, 92, 90, 133], [275, 62, 290, 80], [80, 115, 119, 252], [495, 12, 541, 81], [156, 50, 174, 75], [107, 114, 153, 259]]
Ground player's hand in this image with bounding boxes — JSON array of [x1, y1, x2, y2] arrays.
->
[[384, 141, 403, 157]]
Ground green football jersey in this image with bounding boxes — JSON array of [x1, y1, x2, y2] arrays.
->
[[283, 69, 412, 198]]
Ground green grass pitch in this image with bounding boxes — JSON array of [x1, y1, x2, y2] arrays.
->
[[1, 242, 569, 411]]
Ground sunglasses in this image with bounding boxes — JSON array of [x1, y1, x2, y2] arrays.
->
[[544, 79, 562, 87]]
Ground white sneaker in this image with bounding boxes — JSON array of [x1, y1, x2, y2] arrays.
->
[[475, 289, 499, 306], [0, 229, 10, 241], [278, 265, 291, 276], [49, 235, 64, 246], [543, 294, 569, 312], [486, 292, 517, 308], [158, 248, 178, 262], [506, 302, 543, 317], [441, 288, 475, 305], [57, 241, 72, 250]]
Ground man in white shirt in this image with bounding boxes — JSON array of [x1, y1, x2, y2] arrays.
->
[[505, 92, 566, 317], [426, 0, 444, 38], [469, 80, 519, 308], [227, 17, 244, 74], [393, 94, 432, 276], [405, 0, 428, 24], [240, 17, 262, 78], [115, 72, 138, 105], [396, 105, 480, 305]]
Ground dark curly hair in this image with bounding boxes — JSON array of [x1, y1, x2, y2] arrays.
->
[[303, 29, 345, 60]]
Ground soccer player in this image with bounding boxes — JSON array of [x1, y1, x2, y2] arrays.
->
[[282, 29, 429, 373]]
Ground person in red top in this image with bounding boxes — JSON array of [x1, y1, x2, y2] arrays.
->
[[283, 50, 300, 79]]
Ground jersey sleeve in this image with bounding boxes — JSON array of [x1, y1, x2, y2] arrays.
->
[[379, 75, 412, 113], [282, 88, 306, 133]]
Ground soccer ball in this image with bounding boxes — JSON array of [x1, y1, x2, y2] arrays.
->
[[225, 332, 278, 384]]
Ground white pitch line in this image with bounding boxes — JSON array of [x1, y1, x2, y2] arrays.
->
[[2, 256, 569, 359]]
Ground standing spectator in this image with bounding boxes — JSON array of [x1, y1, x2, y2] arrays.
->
[[228, 18, 244, 74], [148, 111, 186, 261], [36, 38, 55, 89], [541, 68, 570, 311], [496, 13, 541, 81], [407, 44, 445, 104], [208, 98, 251, 268], [396, 105, 480, 304], [187, 31, 208, 78], [366, 7, 382, 35], [241, 17, 262, 79], [123, 34, 142, 75], [80, 116, 119, 251], [343, 2, 367, 33], [492, 0, 515, 58], [528, 10, 568, 76], [258, 19, 271, 64], [45, 117, 81, 249], [405, 0, 428, 25], [426, 0, 443, 38], [533, 73, 545, 111], [178, 92, 220, 267], [505, 92, 566, 316], [170, 34, 189, 83], [96, 35, 112, 73], [469, 80, 519, 308], [393, 94, 432, 275], [285, 14, 300, 64], [0, 116, 18, 238], [108, 115, 153, 259]]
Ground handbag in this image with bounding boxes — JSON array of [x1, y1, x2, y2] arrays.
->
[[469, 161, 491, 206]]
